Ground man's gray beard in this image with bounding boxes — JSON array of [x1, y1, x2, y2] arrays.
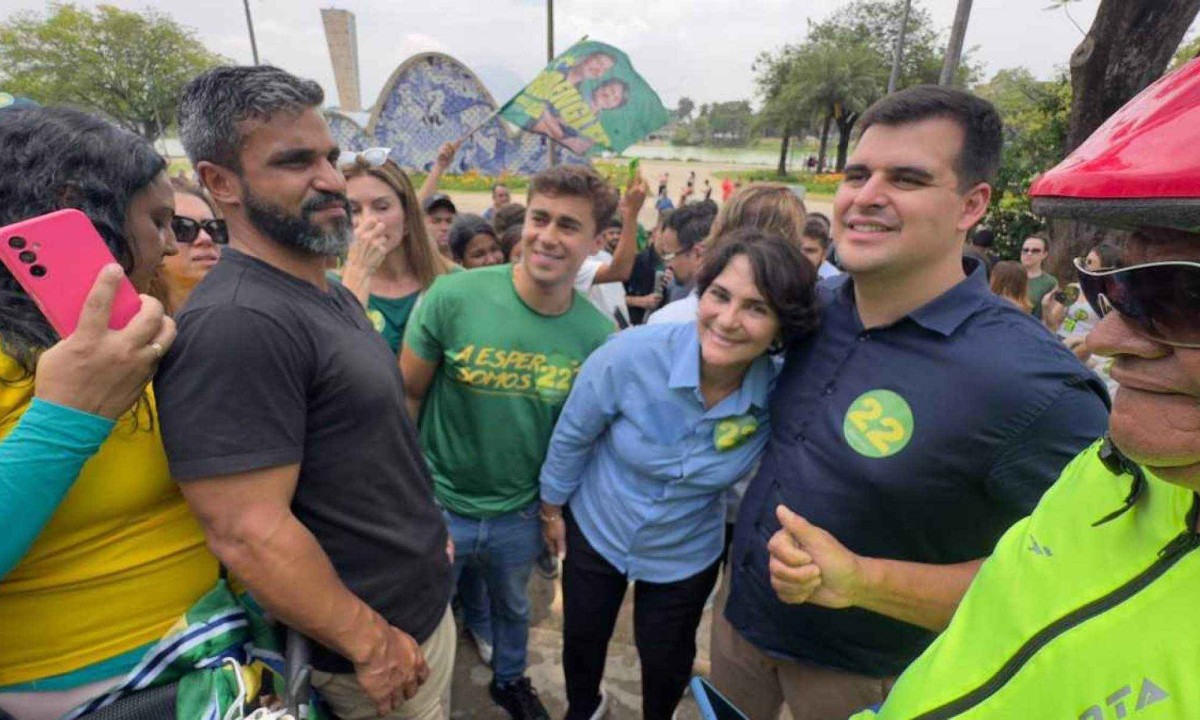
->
[[292, 219, 352, 256], [243, 185, 353, 257]]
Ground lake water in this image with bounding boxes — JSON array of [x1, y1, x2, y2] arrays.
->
[[621, 143, 785, 167]]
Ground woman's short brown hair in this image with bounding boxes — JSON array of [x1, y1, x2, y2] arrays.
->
[[695, 228, 820, 351]]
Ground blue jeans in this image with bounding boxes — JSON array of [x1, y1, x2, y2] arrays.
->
[[444, 502, 542, 684], [458, 565, 492, 641]]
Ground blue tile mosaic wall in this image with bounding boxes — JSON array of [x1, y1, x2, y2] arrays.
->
[[325, 52, 589, 176]]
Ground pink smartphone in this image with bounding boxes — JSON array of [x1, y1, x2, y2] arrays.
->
[[0, 209, 142, 337]]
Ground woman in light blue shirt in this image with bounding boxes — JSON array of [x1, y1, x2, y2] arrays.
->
[[540, 230, 819, 720]]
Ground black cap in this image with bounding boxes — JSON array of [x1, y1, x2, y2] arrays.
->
[[423, 193, 457, 214]]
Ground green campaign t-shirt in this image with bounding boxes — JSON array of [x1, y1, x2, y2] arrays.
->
[[367, 292, 420, 354], [1027, 272, 1058, 320], [404, 264, 613, 518]]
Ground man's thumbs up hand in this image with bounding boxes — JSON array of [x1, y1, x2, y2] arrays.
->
[[768, 505, 865, 609]]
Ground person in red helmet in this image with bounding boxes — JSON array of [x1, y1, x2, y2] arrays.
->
[[842, 58, 1200, 719]]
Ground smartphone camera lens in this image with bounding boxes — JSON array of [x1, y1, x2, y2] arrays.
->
[[30, 265, 47, 278], [7, 236, 25, 249], [18, 251, 36, 264]]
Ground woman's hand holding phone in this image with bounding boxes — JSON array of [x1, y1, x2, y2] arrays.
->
[[35, 265, 176, 419]]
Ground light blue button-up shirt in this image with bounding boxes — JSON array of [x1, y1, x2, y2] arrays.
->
[[540, 322, 776, 582]]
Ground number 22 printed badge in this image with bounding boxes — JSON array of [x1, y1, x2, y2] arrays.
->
[[843, 390, 914, 458]]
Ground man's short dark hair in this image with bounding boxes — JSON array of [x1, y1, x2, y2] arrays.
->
[[527, 165, 618, 231], [179, 65, 324, 172], [492, 202, 526, 235], [655, 209, 674, 230], [970, 227, 995, 249], [802, 218, 831, 250], [492, 183, 508, 195], [666, 202, 716, 252], [858, 85, 1003, 190]]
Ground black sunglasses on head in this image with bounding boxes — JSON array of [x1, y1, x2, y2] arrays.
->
[[171, 216, 228, 245], [1075, 256, 1200, 348]]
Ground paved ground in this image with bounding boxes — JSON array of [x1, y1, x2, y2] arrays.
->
[[448, 569, 712, 720], [445, 156, 834, 233]]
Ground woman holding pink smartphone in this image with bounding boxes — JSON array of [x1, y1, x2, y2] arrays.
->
[[0, 105, 217, 720]]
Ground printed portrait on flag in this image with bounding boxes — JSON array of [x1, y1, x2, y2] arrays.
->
[[500, 40, 669, 156]]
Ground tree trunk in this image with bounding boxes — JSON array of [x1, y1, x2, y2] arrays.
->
[[777, 124, 792, 177], [834, 111, 859, 171], [1050, 0, 1200, 279], [1066, 0, 1200, 153], [816, 109, 833, 173]]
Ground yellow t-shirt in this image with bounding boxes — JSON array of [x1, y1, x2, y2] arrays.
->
[[0, 353, 218, 685]]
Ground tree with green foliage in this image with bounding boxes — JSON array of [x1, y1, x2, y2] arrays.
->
[[673, 100, 754, 147], [754, 38, 886, 173], [675, 96, 695, 123], [705, 101, 755, 147], [754, 0, 979, 176], [1171, 35, 1200, 71], [753, 44, 813, 175], [0, 3, 227, 141], [974, 68, 1071, 258], [808, 0, 980, 89]]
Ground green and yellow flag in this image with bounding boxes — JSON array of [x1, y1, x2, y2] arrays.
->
[[499, 39, 670, 156]]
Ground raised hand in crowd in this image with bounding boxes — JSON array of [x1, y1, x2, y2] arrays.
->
[[621, 171, 649, 216], [354, 620, 432, 715], [340, 217, 391, 308], [418, 140, 461, 203], [35, 264, 175, 419]]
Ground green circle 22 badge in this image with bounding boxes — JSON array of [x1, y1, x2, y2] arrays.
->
[[843, 390, 914, 458]]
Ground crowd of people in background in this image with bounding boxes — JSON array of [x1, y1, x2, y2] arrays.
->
[[3, 54, 1200, 720]]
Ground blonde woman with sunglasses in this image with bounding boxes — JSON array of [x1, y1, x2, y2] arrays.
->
[[156, 177, 227, 314], [338, 148, 455, 354]]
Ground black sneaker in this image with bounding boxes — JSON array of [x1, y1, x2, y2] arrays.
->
[[490, 677, 550, 720]]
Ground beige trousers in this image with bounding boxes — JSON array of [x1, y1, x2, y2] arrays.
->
[[311, 607, 456, 720], [709, 572, 894, 720]]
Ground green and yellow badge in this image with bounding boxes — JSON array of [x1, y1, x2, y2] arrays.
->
[[843, 390, 914, 458], [367, 309, 387, 333], [714, 414, 759, 452]]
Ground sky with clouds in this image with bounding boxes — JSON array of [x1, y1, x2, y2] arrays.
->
[[4, 0, 1195, 112]]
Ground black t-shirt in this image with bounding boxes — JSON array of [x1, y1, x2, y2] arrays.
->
[[625, 245, 663, 324], [156, 249, 451, 673]]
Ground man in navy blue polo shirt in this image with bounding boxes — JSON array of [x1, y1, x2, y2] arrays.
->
[[712, 86, 1110, 720]]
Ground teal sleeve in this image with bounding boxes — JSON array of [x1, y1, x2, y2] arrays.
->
[[0, 398, 114, 578]]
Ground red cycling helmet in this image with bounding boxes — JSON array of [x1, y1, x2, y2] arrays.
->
[[1030, 57, 1200, 231]]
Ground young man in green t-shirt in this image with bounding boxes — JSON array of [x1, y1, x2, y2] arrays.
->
[[400, 165, 646, 719], [1021, 234, 1057, 320]]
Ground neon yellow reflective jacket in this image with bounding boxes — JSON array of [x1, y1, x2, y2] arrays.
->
[[852, 439, 1200, 720]]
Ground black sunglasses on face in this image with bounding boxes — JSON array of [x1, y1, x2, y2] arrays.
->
[[1075, 256, 1200, 348], [171, 216, 228, 245]]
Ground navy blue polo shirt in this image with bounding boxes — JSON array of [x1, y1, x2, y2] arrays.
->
[[726, 259, 1110, 678]]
